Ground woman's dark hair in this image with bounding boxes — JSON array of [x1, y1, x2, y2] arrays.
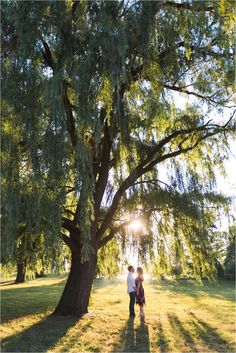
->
[[128, 265, 134, 271]]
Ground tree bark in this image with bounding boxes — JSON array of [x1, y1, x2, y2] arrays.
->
[[53, 249, 97, 317], [15, 259, 26, 284]]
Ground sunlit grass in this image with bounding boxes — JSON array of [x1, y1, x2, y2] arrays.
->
[[1, 276, 235, 352]]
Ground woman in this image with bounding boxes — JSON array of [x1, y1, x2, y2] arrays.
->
[[135, 267, 146, 318]]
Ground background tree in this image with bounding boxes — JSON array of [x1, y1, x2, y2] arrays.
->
[[2, 0, 235, 316], [223, 223, 236, 280], [1, 102, 65, 282]]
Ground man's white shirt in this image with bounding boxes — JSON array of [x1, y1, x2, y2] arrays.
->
[[127, 271, 136, 293]]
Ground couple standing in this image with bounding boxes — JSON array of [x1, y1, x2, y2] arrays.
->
[[127, 265, 146, 318]]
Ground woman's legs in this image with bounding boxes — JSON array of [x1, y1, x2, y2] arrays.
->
[[139, 305, 145, 317]]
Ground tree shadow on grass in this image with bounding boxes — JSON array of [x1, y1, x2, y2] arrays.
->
[[167, 311, 235, 353], [113, 316, 150, 352], [136, 317, 150, 352], [44, 318, 93, 353], [168, 313, 197, 352], [189, 312, 235, 353], [156, 317, 169, 352], [0, 281, 15, 286], [1, 281, 66, 323], [1, 278, 119, 324], [1, 314, 78, 352], [151, 280, 235, 302]]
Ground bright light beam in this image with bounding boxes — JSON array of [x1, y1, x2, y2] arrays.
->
[[128, 219, 143, 231]]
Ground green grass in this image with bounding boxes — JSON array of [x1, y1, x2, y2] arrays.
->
[[1, 276, 235, 352]]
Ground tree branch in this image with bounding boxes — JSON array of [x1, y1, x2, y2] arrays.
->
[[63, 80, 78, 148], [163, 83, 219, 104], [60, 232, 73, 248], [42, 40, 55, 70], [98, 213, 146, 249], [118, 1, 140, 18], [63, 209, 75, 216], [41, 41, 78, 148], [98, 206, 164, 249], [142, 130, 225, 175], [164, 1, 214, 12], [96, 121, 229, 240], [93, 120, 113, 221], [61, 217, 78, 232], [134, 179, 172, 190]]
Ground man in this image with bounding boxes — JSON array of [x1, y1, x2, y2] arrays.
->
[[127, 265, 136, 317]]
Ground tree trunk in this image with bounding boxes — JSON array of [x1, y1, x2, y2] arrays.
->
[[15, 259, 26, 284], [53, 250, 97, 317]]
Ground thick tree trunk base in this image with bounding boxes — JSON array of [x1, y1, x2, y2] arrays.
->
[[15, 261, 26, 284], [15, 278, 25, 284], [53, 306, 88, 317], [53, 252, 97, 317]]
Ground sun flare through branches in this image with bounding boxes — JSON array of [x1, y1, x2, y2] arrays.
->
[[127, 219, 144, 232]]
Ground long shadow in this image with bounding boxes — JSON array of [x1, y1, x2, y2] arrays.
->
[[1, 277, 117, 293], [1, 278, 67, 292], [57, 320, 93, 352], [1, 281, 66, 323], [113, 317, 150, 352], [151, 279, 235, 302], [0, 281, 16, 286], [1, 278, 119, 323], [156, 317, 169, 352], [189, 312, 235, 353], [1, 314, 78, 352], [168, 313, 197, 352], [135, 317, 150, 352], [112, 317, 135, 352]]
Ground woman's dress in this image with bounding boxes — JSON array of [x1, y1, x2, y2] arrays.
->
[[135, 278, 146, 307]]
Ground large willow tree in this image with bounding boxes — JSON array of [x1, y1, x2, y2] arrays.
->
[[2, 0, 235, 316]]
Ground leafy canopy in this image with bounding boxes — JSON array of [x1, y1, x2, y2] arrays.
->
[[1, 0, 235, 278]]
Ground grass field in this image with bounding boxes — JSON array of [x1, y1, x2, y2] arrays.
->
[[0, 276, 235, 352]]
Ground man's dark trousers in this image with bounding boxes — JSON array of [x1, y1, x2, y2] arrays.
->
[[129, 291, 136, 316]]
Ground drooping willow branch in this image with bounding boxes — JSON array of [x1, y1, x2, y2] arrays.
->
[[96, 120, 232, 240]]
